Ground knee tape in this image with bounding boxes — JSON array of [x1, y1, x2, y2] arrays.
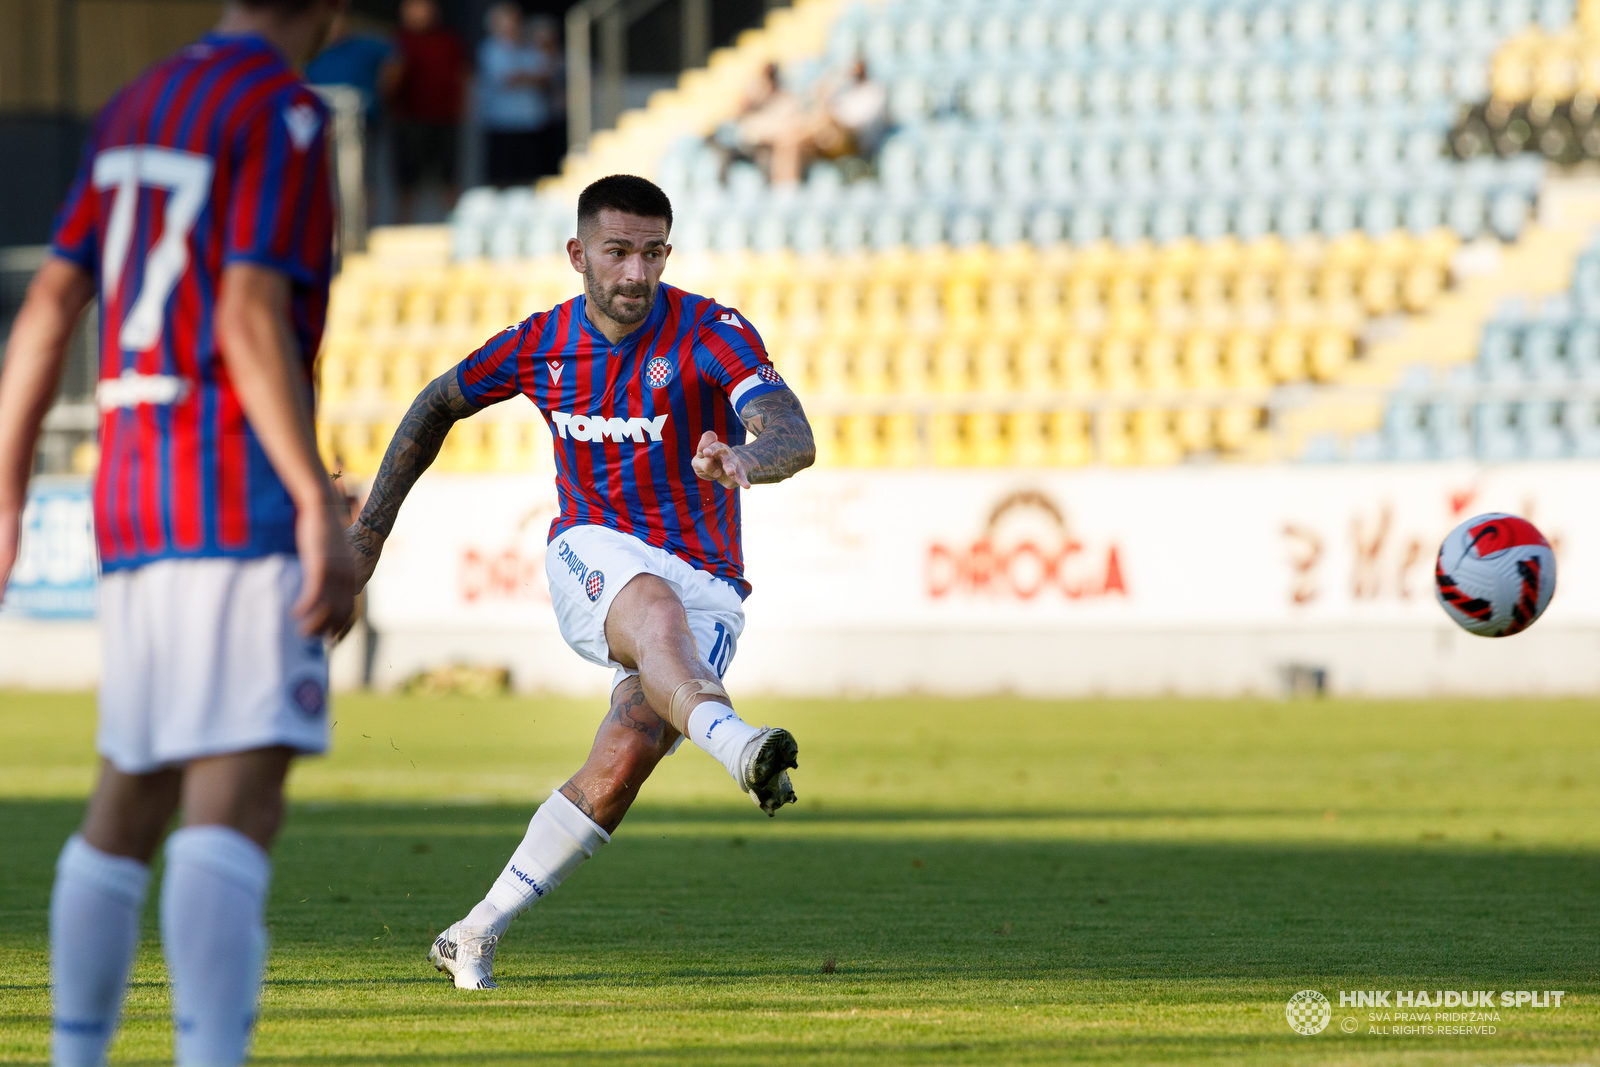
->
[[669, 678, 729, 725]]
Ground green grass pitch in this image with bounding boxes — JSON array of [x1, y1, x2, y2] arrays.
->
[[2, 691, 1599, 1064]]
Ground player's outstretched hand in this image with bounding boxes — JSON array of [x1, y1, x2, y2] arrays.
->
[[692, 431, 752, 490], [294, 502, 358, 639]]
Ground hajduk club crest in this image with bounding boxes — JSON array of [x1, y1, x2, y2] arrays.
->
[[644, 356, 676, 389]]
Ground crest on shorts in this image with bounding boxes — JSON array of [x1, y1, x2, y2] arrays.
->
[[585, 570, 605, 602], [290, 677, 326, 719], [757, 364, 784, 387], [643, 355, 676, 389]]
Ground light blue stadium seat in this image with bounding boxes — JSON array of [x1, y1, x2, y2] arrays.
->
[[1277, 196, 1314, 242], [1446, 189, 1485, 240], [1251, 6, 1288, 50], [1206, 67, 1243, 113], [1489, 191, 1531, 242], [909, 207, 945, 248], [1236, 197, 1272, 242], [1478, 322, 1523, 383], [990, 204, 1027, 247], [1047, 69, 1084, 117], [1172, 6, 1209, 56], [950, 210, 985, 248], [1091, 9, 1128, 55], [1540, 0, 1578, 32], [1040, 141, 1075, 198], [1385, 400, 1432, 460], [1078, 140, 1116, 195], [1475, 401, 1523, 462], [1362, 195, 1399, 237], [1299, 432, 1341, 462], [1413, 0, 1450, 40], [1521, 400, 1570, 459], [1522, 323, 1569, 382], [1006, 72, 1045, 119], [959, 143, 998, 203], [1348, 432, 1387, 462], [1054, 10, 1089, 57], [1404, 191, 1443, 233], [1568, 321, 1600, 381], [1110, 201, 1147, 246], [1070, 204, 1106, 245], [1193, 198, 1230, 242], [1029, 206, 1065, 247], [1427, 400, 1475, 460], [1565, 398, 1600, 457], [1320, 195, 1357, 238], [1152, 199, 1189, 244]]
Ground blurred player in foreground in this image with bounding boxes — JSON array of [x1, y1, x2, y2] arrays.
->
[[0, 0, 354, 1062], [346, 174, 815, 990]]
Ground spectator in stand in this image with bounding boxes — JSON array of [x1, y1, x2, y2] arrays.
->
[[478, 2, 550, 187], [527, 14, 568, 180], [730, 59, 888, 185], [306, 10, 400, 124], [391, 0, 468, 221], [306, 12, 401, 207]]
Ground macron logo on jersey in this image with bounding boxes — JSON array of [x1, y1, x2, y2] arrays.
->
[[550, 411, 669, 443], [283, 103, 321, 150]]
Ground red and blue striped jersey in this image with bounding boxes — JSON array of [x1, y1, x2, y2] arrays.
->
[[50, 33, 334, 573], [456, 284, 788, 598]]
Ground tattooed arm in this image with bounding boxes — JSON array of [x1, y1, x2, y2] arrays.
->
[[692, 388, 816, 489], [347, 371, 479, 588]]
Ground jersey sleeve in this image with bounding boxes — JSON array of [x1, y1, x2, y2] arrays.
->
[[225, 87, 335, 285], [694, 305, 788, 414], [454, 317, 530, 407], [49, 130, 100, 271]]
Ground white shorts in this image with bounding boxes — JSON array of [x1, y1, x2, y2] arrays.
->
[[545, 525, 746, 696], [97, 555, 330, 775]]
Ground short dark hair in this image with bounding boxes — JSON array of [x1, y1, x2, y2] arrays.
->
[[577, 174, 673, 237]]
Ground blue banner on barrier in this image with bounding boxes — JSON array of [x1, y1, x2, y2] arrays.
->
[[1, 477, 97, 619]]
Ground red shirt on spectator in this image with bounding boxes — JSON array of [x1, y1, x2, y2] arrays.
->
[[393, 28, 467, 123]]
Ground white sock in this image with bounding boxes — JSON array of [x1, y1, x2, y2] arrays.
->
[[464, 790, 609, 938], [50, 835, 150, 1067], [685, 701, 761, 784], [160, 826, 271, 1067]]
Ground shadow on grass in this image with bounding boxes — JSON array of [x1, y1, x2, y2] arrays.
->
[[5, 797, 1598, 990]]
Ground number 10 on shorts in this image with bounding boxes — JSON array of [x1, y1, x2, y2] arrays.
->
[[707, 622, 734, 678]]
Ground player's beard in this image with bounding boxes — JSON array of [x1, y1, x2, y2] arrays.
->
[[586, 272, 656, 326]]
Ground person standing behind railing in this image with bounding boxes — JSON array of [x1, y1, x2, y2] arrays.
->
[[478, 2, 551, 188], [391, 0, 467, 221]]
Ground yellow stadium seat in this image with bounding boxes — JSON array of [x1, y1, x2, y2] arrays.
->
[[1214, 405, 1262, 453], [477, 288, 516, 334], [1308, 329, 1353, 381], [810, 414, 841, 467], [853, 341, 893, 395], [1139, 332, 1183, 391], [1095, 409, 1136, 466], [1147, 271, 1186, 328], [891, 340, 931, 395], [366, 286, 401, 330], [1058, 335, 1096, 392], [968, 412, 1008, 466], [883, 413, 920, 466], [1047, 410, 1092, 466], [824, 280, 861, 339], [840, 413, 882, 466], [1173, 406, 1214, 453], [429, 345, 463, 382], [1097, 333, 1141, 392], [1024, 278, 1065, 337], [814, 341, 851, 397], [944, 279, 984, 339], [985, 280, 1025, 338], [1106, 272, 1149, 332], [401, 286, 438, 329], [1181, 333, 1224, 390], [933, 340, 971, 394], [973, 339, 1013, 394], [1402, 262, 1445, 313], [1223, 332, 1270, 389], [768, 341, 812, 395], [862, 281, 903, 340], [784, 282, 824, 339], [352, 348, 387, 400], [1008, 411, 1049, 466], [317, 344, 356, 404], [1267, 329, 1307, 383], [1359, 264, 1400, 317], [931, 413, 966, 466], [1131, 407, 1182, 465], [387, 347, 429, 403], [1015, 338, 1055, 393], [903, 280, 944, 338], [441, 288, 476, 328]]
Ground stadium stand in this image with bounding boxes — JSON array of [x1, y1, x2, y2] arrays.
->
[[318, 0, 1586, 475]]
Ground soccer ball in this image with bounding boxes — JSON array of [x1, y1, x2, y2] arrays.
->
[[1435, 513, 1556, 637]]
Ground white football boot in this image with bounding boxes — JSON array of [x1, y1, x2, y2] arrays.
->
[[740, 726, 799, 816], [429, 922, 500, 990]]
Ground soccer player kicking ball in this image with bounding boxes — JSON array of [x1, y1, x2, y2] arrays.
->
[[346, 175, 815, 990], [0, 1, 355, 1064]]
